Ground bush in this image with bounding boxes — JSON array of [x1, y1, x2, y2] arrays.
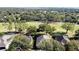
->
[[27, 26, 37, 34], [74, 29, 79, 39], [38, 24, 56, 34], [61, 23, 74, 34], [38, 24, 46, 32], [65, 40, 79, 51], [0, 32, 4, 36], [16, 23, 27, 31], [7, 34, 33, 51], [36, 39, 53, 51], [36, 38, 65, 51], [53, 40, 65, 51]]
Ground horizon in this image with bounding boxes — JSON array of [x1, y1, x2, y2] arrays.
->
[[0, 0, 79, 7], [0, 7, 79, 9]]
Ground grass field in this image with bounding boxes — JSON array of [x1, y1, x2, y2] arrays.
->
[[26, 22, 79, 33], [0, 21, 79, 36]]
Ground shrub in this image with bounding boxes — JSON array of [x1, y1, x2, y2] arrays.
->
[[74, 29, 79, 39], [36, 38, 65, 51], [7, 34, 33, 51], [61, 23, 74, 34], [0, 32, 4, 36], [53, 40, 65, 51], [65, 40, 79, 51], [27, 26, 37, 34], [38, 24, 47, 32], [36, 39, 53, 51], [38, 24, 56, 34], [15, 23, 28, 32]]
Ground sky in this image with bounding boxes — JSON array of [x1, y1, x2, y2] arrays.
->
[[0, 0, 79, 7]]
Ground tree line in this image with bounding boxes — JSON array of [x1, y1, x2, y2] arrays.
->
[[0, 7, 79, 23]]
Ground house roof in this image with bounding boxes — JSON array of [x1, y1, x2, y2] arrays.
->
[[0, 34, 16, 50], [54, 35, 70, 45], [0, 38, 5, 47], [26, 36, 33, 41], [54, 35, 69, 40], [36, 34, 52, 44]]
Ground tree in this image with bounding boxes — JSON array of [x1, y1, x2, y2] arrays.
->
[[13, 14, 27, 32], [36, 38, 65, 51], [38, 24, 46, 32], [7, 34, 33, 51], [53, 40, 65, 51], [61, 23, 75, 34], [65, 40, 79, 51], [74, 29, 79, 39], [17, 22, 28, 33], [27, 26, 37, 34], [8, 22, 13, 31], [38, 24, 56, 34], [14, 14, 21, 31], [7, 15, 13, 31], [37, 39, 53, 51]]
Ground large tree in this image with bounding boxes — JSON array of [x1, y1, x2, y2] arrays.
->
[[38, 24, 56, 34], [61, 23, 75, 34]]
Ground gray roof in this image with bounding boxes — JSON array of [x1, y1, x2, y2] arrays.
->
[[55, 35, 70, 45], [0, 34, 15, 49], [0, 38, 5, 47], [36, 34, 52, 47], [26, 36, 33, 41], [37, 34, 52, 42]]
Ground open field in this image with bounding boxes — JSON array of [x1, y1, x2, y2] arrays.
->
[[26, 22, 79, 36], [0, 21, 79, 37]]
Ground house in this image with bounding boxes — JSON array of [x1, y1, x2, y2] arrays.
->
[[0, 32, 17, 50], [0, 33, 33, 50], [53, 35, 70, 45], [36, 34, 52, 47], [25, 35, 33, 44], [0, 37, 5, 50]]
